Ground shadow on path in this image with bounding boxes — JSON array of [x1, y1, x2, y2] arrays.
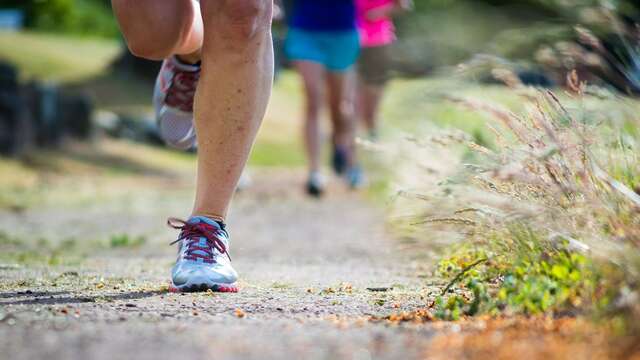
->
[[0, 289, 166, 306], [0, 290, 70, 299]]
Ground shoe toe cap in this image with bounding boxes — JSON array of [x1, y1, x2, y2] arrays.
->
[[172, 263, 237, 286]]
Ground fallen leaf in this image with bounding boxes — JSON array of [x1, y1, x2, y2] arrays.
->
[[234, 308, 245, 318]]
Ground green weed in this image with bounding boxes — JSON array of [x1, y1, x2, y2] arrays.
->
[[433, 228, 595, 320], [271, 281, 293, 289], [109, 234, 146, 248]]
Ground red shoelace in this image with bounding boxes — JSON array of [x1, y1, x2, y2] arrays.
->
[[168, 218, 229, 264], [164, 64, 200, 113]]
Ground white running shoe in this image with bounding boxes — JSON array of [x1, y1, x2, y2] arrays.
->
[[168, 216, 238, 292], [153, 56, 200, 150], [306, 171, 325, 197]]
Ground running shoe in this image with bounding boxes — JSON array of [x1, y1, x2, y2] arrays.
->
[[306, 171, 325, 198], [368, 129, 379, 142], [153, 56, 200, 150], [168, 216, 238, 292], [346, 165, 364, 189], [331, 145, 348, 175], [236, 170, 253, 192]]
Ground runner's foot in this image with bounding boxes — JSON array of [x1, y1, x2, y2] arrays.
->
[[236, 170, 253, 192], [346, 166, 364, 189], [153, 56, 200, 150], [306, 171, 325, 198], [331, 145, 348, 175], [368, 129, 379, 142], [168, 216, 238, 292]]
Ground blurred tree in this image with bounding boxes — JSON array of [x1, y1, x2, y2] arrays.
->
[[1, 0, 118, 38]]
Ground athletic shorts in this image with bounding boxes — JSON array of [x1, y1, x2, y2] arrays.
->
[[285, 28, 360, 72], [357, 45, 392, 86]]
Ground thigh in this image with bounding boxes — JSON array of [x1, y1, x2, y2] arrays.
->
[[357, 45, 392, 86], [326, 70, 350, 108], [111, 0, 198, 46]]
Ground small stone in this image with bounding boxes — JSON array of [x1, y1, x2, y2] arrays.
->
[[234, 308, 246, 318], [366, 287, 392, 292]]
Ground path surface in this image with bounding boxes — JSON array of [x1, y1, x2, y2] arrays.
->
[[0, 169, 439, 360]]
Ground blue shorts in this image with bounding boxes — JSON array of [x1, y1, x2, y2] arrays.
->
[[284, 28, 360, 72]]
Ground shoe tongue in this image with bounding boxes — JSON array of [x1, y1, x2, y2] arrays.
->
[[188, 215, 222, 229], [186, 216, 228, 254]]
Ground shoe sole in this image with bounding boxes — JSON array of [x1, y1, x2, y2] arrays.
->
[[169, 282, 238, 293], [306, 184, 324, 198]]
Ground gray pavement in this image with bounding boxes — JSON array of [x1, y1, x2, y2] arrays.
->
[[0, 170, 439, 360]]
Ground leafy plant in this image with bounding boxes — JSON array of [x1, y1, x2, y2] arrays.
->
[[433, 230, 595, 320]]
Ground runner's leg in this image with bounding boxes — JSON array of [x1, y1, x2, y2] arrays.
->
[[294, 61, 325, 176], [192, 0, 274, 220], [358, 82, 384, 135], [327, 71, 357, 168], [111, 0, 203, 62]]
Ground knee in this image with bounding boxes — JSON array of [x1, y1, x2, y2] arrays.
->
[[126, 39, 173, 60], [113, 0, 195, 60], [203, 0, 271, 43], [123, 20, 187, 59], [340, 100, 355, 121]]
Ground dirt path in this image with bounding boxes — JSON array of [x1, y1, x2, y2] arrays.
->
[[0, 169, 439, 360]]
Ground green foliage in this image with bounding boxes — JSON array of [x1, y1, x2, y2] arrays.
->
[[0, 233, 82, 266], [497, 250, 593, 315], [435, 278, 490, 320], [433, 226, 596, 320], [2, 0, 118, 38], [109, 234, 146, 248], [248, 141, 305, 168]]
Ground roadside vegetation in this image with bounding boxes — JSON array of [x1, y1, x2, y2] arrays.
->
[[386, 67, 640, 355]]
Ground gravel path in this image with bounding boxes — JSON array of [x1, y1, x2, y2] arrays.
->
[[0, 169, 439, 360]]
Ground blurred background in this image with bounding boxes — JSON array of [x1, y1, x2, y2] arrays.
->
[[0, 0, 639, 157], [0, 1, 638, 249], [0, 0, 638, 253]]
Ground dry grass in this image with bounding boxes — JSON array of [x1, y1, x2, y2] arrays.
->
[[384, 68, 640, 343]]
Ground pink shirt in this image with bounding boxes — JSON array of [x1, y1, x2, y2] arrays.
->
[[356, 0, 396, 48]]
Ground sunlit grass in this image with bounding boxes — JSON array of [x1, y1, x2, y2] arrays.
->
[[0, 140, 196, 210], [250, 71, 305, 167], [0, 31, 121, 83], [381, 76, 524, 146]]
